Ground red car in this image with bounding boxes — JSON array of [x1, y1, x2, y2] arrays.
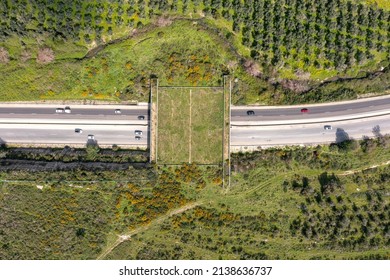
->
[[300, 108, 309, 113]]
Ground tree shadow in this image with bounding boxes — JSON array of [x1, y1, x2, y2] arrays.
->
[[372, 125, 382, 138], [335, 128, 350, 143], [86, 139, 98, 147]]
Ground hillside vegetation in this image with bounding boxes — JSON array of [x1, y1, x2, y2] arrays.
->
[[1, 0, 390, 104], [107, 137, 390, 260], [0, 136, 389, 259]]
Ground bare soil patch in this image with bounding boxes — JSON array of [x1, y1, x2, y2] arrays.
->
[[36, 47, 55, 64], [0, 47, 10, 63]]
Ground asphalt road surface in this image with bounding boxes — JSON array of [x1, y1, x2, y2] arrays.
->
[[2, 96, 390, 147], [232, 95, 390, 122], [0, 124, 148, 146], [0, 104, 149, 120], [0, 104, 149, 146], [231, 114, 390, 147]]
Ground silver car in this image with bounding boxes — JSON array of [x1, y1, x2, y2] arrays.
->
[[134, 130, 143, 136]]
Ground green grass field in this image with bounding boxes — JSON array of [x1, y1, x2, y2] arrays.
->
[[157, 87, 224, 164]]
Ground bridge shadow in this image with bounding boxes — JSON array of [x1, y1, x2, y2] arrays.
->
[[0, 137, 6, 148]]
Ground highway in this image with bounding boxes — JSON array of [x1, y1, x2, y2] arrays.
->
[[230, 95, 390, 148], [1, 95, 390, 148], [231, 114, 390, 148], [232, 95, 390, 123], [0, 124, 148, 145], [0, 104, 149, 147], [0, 104, 149, 121]]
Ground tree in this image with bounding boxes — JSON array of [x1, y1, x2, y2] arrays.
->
[[318, 172, 341, 195]]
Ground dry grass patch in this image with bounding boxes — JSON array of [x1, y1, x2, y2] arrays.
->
[[0, 47, 10, 63], [157, 88, 190, 163], [157, 87, 224, 164], [191, 88, 224, 164]]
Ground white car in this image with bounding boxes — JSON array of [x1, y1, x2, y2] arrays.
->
[[134, 130, 143, 136], [115, 109, 121, 114], [88, 134, 95, 140], [55, 108, 64, 113], [135, 136, 141, 140], [64, 106, 71, 113]]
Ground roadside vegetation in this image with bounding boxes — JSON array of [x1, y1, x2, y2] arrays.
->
[[106, 135, 390, 260], [0, 135, 389, 259], [0, 145, 148, 163], [0, 163, 220, 259], [0, 0, 389, 104]]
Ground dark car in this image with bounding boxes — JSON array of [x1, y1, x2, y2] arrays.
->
[[324, 125, 332, 130], [246, 110, 255, 116], [301, 108, 309, 113], [137, 115, 145, 120]]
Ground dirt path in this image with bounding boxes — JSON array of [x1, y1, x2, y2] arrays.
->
[[97, 201, 202, 260], [339, 160, 390, 176]]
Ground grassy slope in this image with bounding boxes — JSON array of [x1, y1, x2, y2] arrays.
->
[[0, 20, 266, 102]]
